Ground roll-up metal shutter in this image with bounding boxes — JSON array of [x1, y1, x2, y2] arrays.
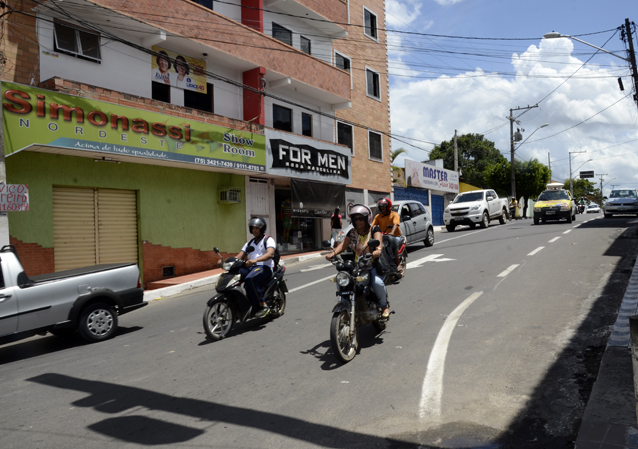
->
[[52, 187, 138, 271], [53, 186, 97, 271], [96, 189, 138, 264]]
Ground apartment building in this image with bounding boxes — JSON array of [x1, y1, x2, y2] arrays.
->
[[1, 0, 392, 287]]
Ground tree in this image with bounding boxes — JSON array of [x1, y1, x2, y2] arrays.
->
[[428, 134, 508, 189], [485, 159, 551, 199], [391, 148, 409, 164], [562, 178, 599, 202]]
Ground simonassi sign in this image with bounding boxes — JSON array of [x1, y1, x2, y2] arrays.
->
[[1, 82, 265, 172], [404, 159, 459, 194], [265, 129, 351, 184]]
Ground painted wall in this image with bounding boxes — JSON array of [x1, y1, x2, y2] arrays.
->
[[7, 151, 247, 283]]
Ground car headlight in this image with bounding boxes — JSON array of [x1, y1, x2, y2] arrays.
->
[[444, 208, 450, 214], [336, 272, 351, 287], [470, 204, 481, 211], [559, 203, 569, 211], [534, 206, 541, 211]]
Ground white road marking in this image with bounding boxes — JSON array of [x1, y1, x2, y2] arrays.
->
[[407, 254, 455, 269], [300, 263, 333, 272], [497, 264, 519, 277], [433, 228, 490, 245], [419, 291, 484, 421], [549, 237, 560, 243], [287, 274, 335, 294], [527, 247, 544, 256], [563, 229, 572, 234]]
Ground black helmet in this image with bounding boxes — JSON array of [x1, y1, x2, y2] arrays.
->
[[248, 217, 267, 234]]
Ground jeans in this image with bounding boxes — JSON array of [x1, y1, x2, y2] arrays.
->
[[369, 267, 388, 307], [239, 265, 272, 308]]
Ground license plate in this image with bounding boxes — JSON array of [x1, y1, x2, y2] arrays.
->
[[452, 217, 463, 221], [545, 211, 555, 215]]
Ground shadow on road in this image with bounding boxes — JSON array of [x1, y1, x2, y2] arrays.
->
[[28, 372, 418, 448]]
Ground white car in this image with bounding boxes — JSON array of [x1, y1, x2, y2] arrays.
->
[[586, 203, 601, 213]]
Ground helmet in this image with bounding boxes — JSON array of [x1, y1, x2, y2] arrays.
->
[[349, 204, 373, 226], [248, 217, 267, 234], [377, 197, 392, 211]]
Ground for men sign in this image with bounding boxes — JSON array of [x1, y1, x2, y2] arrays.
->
[[265, 129, 351, 184], [580, 170, 595, 179]]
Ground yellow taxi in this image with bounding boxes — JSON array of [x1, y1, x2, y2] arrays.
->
[[533, 183, 577, 225]]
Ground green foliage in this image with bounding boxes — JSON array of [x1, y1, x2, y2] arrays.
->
[[391, 148, 409, 164], [562, 178, 599, 202], [485, 159, 550, 199], [429, 134, 508, 189]]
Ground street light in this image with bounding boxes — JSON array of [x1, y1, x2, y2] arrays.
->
[[543, 31, 630, 62], [510, 123, 549, 198]]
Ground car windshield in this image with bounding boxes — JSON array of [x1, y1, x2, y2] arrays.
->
[[609, 190, 637, 199], [537, 190, 569, 201], [452, 192, 484, 203]]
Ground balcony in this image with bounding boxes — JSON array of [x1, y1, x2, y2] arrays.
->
[[264, 0, 348, 38]]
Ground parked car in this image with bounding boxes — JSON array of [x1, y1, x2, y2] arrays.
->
[[335, 200, 434, 248], [533, 183, 577, 224], [0, 245, 147, 344], [604, 189, 638, 218], [443, 189, 509, 232], [586, 203, 601, 213]]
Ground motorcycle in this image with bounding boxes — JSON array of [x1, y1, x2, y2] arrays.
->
[[323, 239, 392, 363], [202, 246, 288, 341], [578, 204, 586, 214]]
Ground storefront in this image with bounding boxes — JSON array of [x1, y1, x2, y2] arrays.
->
[[265, 129, 350, 252], [2, 81, 266, 286]]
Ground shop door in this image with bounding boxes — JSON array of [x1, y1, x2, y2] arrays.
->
[[53, 187, 138, 271], [431, 194, 445, 226], [247, 178, 272, 240]]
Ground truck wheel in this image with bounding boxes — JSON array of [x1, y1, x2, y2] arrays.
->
[[424, 227, 434, 247], [78, 302, 118, 343], [480, 212, 489, 228], [445, 224, 455, 232], [498, 209, 507, 225]]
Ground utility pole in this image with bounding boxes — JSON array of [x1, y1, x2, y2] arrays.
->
[[548, 152, 551, 181], [453, 129, 458, 173], [599, 174, 608, 206], [623, 19, 638, 109], [508, 105, 538, 202]]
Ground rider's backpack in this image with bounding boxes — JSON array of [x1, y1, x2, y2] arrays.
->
[[249, 235, 281, 268]]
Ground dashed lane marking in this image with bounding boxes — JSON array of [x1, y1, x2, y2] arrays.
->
[[497, 264, 520, 277], [563, 229, 572, 234], [549, 237, 561, 243], [528, 247, 544, 256]]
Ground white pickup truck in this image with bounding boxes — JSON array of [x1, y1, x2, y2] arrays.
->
[[0, 245, 147, 344], [444, 189, 509, 232]]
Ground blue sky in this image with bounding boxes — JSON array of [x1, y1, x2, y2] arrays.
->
[[387, 0, 638, 196]]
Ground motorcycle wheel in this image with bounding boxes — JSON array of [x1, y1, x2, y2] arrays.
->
[[270, 286, 287, 317], [202, 298, 234, 341], [330, 310, 358, 363]]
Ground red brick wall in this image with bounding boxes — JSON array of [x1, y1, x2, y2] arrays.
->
[[10, 237, 55, 277], [1, 2, 40, 85], [142, 241, 232, 289]]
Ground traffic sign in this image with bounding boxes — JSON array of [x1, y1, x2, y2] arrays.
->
[[580, 170, 595, 179]]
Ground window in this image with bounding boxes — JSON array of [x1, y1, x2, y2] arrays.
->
[[272, 23, 292, 46], [337, 122, 354, 153], [364, 8, 378, 40], [192, 0, 213, 9], [53, 22, 101, 62], [409, 202, 425, 216], [273, 104, 292, 132], [302, 113, 312, 137], [368, 131, 382, 160], [184, 83, 214, 113], [335, 52, 351, 73], [366, 68, 380, 99], [152, 82, 170, 103], [301, 36, 311, 55]]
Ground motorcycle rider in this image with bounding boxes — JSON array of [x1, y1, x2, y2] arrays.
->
[[326, 204, 390, 318], [235, 217, 276, 318], [371, 197, 402, 272]]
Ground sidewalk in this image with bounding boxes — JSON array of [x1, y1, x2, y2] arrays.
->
[[575, 254, 638, 448]]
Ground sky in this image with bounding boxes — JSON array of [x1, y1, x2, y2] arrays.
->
[[386, 0, 638, 197]]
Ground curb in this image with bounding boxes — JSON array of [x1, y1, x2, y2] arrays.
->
[[143, 251, 325, 303]]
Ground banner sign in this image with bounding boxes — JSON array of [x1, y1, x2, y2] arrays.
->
[[151, 46, 207, 93], [404, 159, 459, 194], [291, 179, 346, 218], [580, 170, 595, 179], [2, 82, 265, 172], [0, 184, 29, 211], [265, 129, 351, 184]]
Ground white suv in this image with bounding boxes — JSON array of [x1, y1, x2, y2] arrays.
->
[[605, 189, 638, 218]]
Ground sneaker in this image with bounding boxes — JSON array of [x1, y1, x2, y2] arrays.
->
[[255, 306, 270, 318], [381, 308, 390, 318]]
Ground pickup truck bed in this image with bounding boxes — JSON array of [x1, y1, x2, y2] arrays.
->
[[28, 263, 135, 284]]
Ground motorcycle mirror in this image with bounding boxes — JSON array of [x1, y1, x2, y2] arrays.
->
[[368, 239, 380, 250], [213, 247, 220, 253], [322, 240, 332, 248], [246, 246, 255, 253]]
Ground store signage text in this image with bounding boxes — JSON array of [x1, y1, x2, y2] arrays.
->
[[0, 184, 29, 211], [270, 139, 349, 179]]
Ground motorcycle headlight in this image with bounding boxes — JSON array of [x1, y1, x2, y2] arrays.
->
[[336, 272, 351, 287], [216, 273, 241, 289], [222, 260, 235, 271]]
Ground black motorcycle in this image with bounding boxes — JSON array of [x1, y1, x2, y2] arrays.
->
[[202, 247, 287, 341], [324, 239, 392, 363]]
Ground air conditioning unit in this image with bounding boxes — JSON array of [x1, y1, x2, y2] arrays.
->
[[219, 187, 242, 204]]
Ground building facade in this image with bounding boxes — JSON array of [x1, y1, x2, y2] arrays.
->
[[1, 0, 392, 288]]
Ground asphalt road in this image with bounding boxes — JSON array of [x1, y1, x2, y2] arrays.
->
[[1, 212, 637, 449]]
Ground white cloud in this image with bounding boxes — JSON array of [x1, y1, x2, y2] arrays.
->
[[386, 0, 423, 28], [390, 36, 638, 193]]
